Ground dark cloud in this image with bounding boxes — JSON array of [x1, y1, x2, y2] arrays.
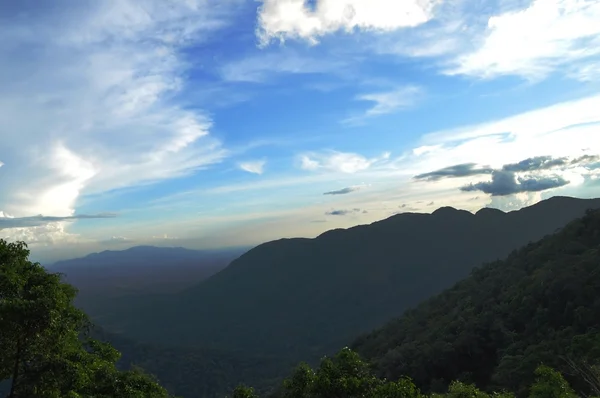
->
[[414, 163, 493, 181], [461, 171, 569, 196], [0, 213, 117, 229], [325, 208, 362, 216], [502, 156, 567, 172], [323, 186, 360, 195], [416, 155, 599, 184], [572, 154, 600, 165]]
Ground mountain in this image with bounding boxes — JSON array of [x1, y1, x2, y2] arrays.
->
[[48, 245, 247, 317], [351, 207, 600, 397], [96, 196, 600, 363]]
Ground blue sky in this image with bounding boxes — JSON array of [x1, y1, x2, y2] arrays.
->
[[1, 0, 600, 262]]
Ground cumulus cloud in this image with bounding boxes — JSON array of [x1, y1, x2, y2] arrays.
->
[[360, 0, 600, 83], [239, 160, 266, 175], [461, 171, 569, 196], [414, 163, 494, 181], [300, 150, 390, 173], [323, 186, 361, 195], [325, 208, 362, 216], [256, 0, 437, 46], [447, 0, 600, 81], [0, 222, 84, 246]]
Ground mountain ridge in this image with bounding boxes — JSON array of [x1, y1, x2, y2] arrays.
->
[[96, 196, 600, 361]]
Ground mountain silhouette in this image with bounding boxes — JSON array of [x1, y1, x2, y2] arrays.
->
[[94, 197, 600, 362]]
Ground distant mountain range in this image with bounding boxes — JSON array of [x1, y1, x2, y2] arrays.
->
[[48, 245, 248, 316], [94, 196, 600, 363]]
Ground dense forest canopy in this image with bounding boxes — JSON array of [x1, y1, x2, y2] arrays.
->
[[352, 208, 600, 397], [0, 239, 174, 398]]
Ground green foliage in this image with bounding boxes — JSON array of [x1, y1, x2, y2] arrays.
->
[[529, 366, 577, 398], [238, 348, 589, 398], [352, 209, 600, 397], [0, 239, 173, 398], [231, 385, 260, 398], [276, 347, 423, 398]]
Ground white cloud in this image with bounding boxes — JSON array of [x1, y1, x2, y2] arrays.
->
[[100, 236, 132, 245], [0, 1, 238, 243], [448, 0, 600, 80], [357, 0, 600, 82], [256, 0, 438, 45], [0, 221, 84, 247], [239, 160, 267, 174], [344, 85, 422, 124], [152, 234, 179, 240], [221, 51, 343, 82], [299, 150, 390, 173], [422, 94, 600, 150]]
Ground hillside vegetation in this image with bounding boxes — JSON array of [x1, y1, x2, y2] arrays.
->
[[0, 239, 174, 397], [233, 346, 600, 398], [352, 208, 600, 397]]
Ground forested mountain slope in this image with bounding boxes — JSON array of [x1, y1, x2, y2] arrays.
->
[[352, 208, 600, 397], [91, 327, 292, 398], [99, 196, 600, 362]]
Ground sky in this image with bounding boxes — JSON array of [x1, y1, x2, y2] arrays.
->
[[1, 0, 600, 263]]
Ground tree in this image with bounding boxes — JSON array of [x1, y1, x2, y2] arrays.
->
[[0, 239, 173, 397], [231, 385, 259, 398], [529, 365, 577, 398]]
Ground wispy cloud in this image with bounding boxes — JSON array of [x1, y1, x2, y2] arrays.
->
[[221, 51, 344, 82], [0, 1, 238, 243], [414, 163, 494, 181], [323, 186, 361, 195], [0, 213, 116, 229], [239, 160, 267, 175], [343, 85, 423, 124], [325, 208, 363, 216]]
